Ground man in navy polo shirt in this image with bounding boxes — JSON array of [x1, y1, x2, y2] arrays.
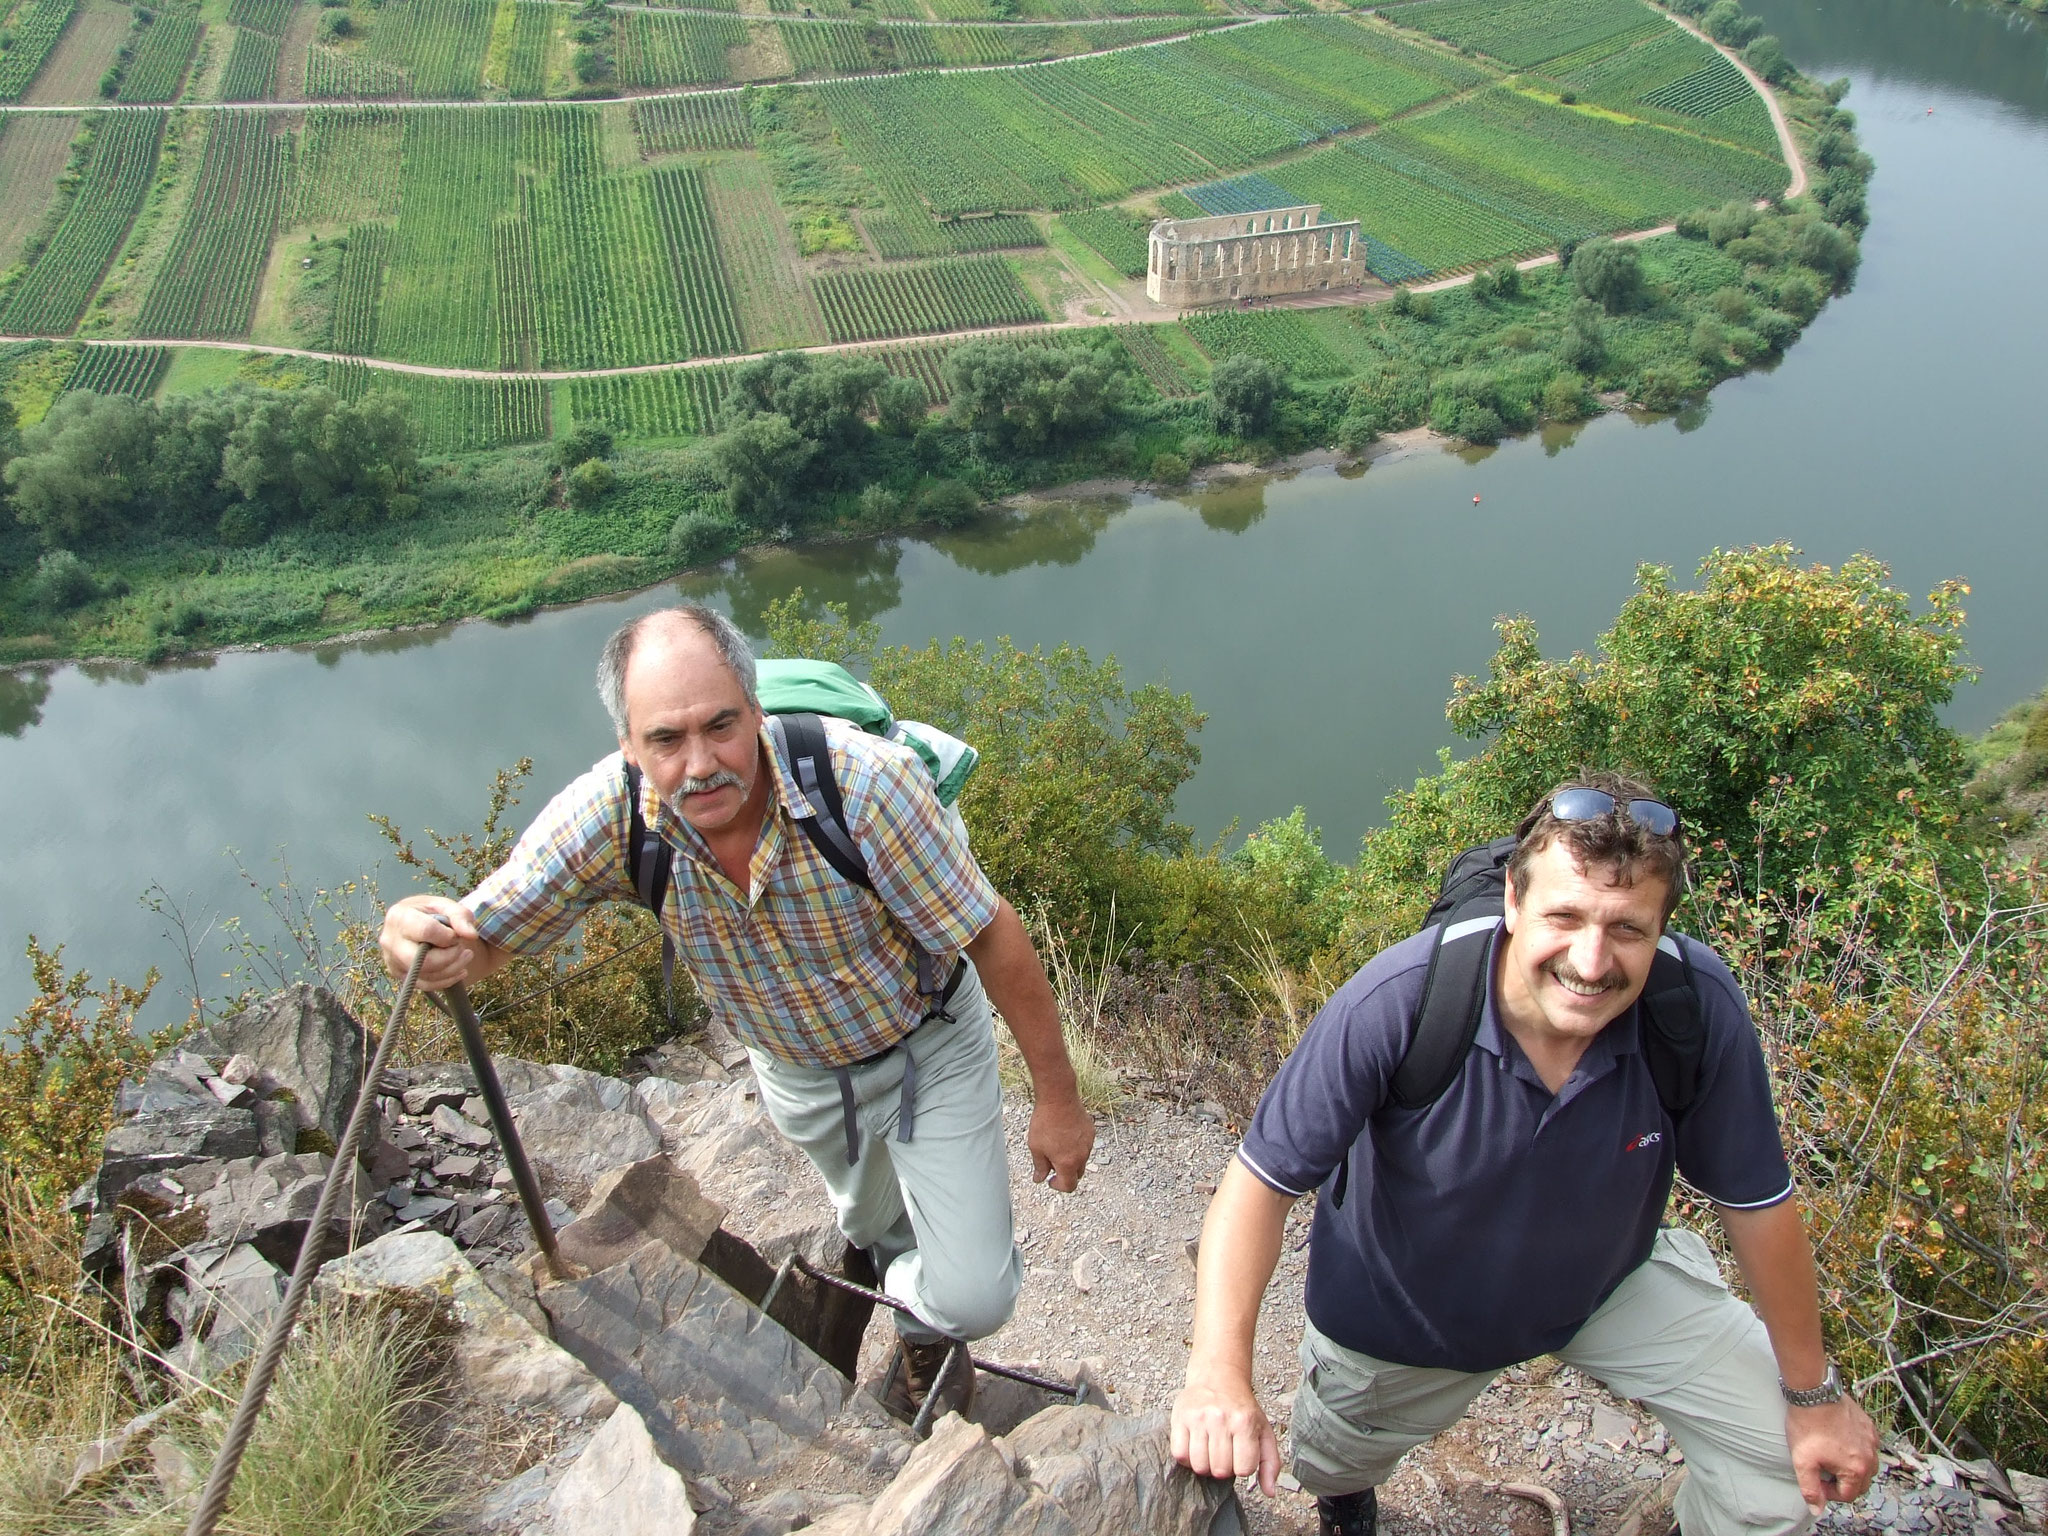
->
[[1170, 775, 1878, 1536]]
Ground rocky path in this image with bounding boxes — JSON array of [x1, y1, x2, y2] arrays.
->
[[682, 1065, 2026, 1536], [72, 988, 2032, 1536]]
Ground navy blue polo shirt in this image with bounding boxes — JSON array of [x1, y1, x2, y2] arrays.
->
[[1237, 927, 1792, 1373]]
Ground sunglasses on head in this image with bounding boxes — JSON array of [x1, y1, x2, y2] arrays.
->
[[1549, 787, 1682, 839]]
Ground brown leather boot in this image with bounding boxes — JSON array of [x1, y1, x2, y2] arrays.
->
[[878, 1336, 975, 1426]]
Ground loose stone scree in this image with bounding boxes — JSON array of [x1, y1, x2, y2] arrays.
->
[[1146, 204, 1364, 306]]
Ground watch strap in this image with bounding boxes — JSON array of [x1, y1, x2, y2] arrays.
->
[[1780, 1363, 1845, 1407]]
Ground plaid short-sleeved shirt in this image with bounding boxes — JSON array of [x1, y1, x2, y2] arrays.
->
[[462, 716, 999, 1069]]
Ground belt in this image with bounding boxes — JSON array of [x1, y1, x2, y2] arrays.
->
[[830, 957, 967, 1167]]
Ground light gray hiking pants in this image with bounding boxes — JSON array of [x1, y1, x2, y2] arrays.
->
[[1290, 1227, 1814, 1536], [747, 961, 1023, 1344]]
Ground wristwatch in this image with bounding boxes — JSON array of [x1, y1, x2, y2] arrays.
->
[[1781, 1363, 1846, 1407]]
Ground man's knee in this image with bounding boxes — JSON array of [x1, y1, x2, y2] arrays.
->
[[918, 1250, 1021, 1341]]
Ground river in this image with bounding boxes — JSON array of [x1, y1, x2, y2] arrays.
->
[[4, 0, 2046, 1023]]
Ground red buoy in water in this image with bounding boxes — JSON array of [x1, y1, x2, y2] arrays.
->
[[1473, 495, 1482, 504]]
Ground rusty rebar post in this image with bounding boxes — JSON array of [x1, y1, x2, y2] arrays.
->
[[444, 983, 568, 1281]]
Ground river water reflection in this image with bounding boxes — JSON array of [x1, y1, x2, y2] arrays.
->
[[5, 0, 2047, 1019]]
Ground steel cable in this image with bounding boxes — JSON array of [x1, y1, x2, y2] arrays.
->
[[182, 942, 429, 1536]]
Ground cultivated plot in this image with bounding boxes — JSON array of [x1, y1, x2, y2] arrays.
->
[[701, 153, 827, 352], [0, 112, 79, 269], [0, 110, 165, 334]]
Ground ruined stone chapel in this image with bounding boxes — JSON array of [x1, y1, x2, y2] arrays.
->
[[1146, 203, 1364, 307]]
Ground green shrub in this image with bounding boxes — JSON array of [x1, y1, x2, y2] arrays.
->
[[565, 457, 615, 508], [1710, 285, 1752, 323], [1209, 354, 1279, 439], [30, 550, 97, 611], [876, 374, 928, 437], [856, 482, 903, 525], [1772, 268, 1824, 322], [1572, 238, 1647, 315], [1149, 450, 1190, 484], [666, 506, 742, 565], [557, 421, 613, 470], [1704, 200, 1758, 247], [918, 478, 979, 527], [1334, 413, 1379, 454], [1540, 372, 1588, 423], [1634, 362, 1702, 411]]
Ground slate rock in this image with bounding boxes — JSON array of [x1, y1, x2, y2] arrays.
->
[[455, 1203, 515, 1247], [828, 1414, 1069, 1536], [395, 1195, 457, 1226], [400, 1064, 476, 1117], [538, 1237, 846, 1479], [546, 1402, 697, 1536], [92, 1101, 266, 1250], [1004, 1405, 1244, 1536], [320, 1228, 617, 1420], [1592, 1403, 1636, 1450], [205, 985, 369, 1146], [556, 1156, 725, 1276], [193, 1152, 380, 1270], [178, 1242, 287, 1346], [206, 1076, 255, 1108], [509, 1083, 660, 1203], [431, 1104, 495, 1149], [546, 1062, 636, 1112], [634, 1076, 723, 1144]]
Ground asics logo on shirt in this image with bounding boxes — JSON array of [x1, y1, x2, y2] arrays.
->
[[1623, 1131, 1664, 1153]]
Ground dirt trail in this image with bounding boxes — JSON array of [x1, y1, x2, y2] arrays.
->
[[0, 14, 1278, 111]]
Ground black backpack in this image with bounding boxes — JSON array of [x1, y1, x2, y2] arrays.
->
[[623, 712, 955, 1025], [1328, 837, 1707, 1208]]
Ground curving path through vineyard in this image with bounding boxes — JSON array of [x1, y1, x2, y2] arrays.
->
[[0, 5, 1807, 379], [0, 14, 1278, 112]]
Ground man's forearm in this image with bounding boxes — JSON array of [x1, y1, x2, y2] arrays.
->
[[966, 899, 1079, 1104], [1719, 1196, 1829, 1389], [1187, 1160, 1294, 1388]]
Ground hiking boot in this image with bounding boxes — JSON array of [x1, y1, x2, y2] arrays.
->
[[878, 1336, 975, 1427], [1318, 1487, 1377, 1536]]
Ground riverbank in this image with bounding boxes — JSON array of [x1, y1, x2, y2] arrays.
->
[[0, 207, 1861, 669]]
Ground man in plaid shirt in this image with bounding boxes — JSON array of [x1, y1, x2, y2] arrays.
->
[[380, 605, 1095, 1421]]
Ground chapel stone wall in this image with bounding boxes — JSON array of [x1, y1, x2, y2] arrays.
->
[[1145, 204, 1366, 307]]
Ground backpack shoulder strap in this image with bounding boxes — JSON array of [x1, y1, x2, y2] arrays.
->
[[769, 713, 962, 1018], [769, 712, 874, 892], [1640, 934, 1707, 1121], [622, 759, 680, 1025], [1389, 912, 1501, 1110], [623, 760, 672, 913]]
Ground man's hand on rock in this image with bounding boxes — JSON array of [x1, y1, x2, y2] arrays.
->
[[1028, 1094, 1095, 1193], [1787, 1396, 1880, 1513], [378, 895, 483, 990], [1171, 1375, 1280, 1496]]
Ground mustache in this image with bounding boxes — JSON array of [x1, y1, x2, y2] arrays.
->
[[670, 770, 746, 804], [1546, 957, 1625, 992]]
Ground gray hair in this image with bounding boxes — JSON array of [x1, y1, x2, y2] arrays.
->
[[596, 605, 758, 736]]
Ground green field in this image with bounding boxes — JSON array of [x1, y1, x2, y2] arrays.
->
[[116, 7, 203, 102], [0, 5, 1802, 443], [219, 29, 284, 100], [1382, 0, 1665, 68], [0, 112, 165, 334], [0, 0, 77, 101], [137, 114, 289, 337], [818, 18, 1481, 215]]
